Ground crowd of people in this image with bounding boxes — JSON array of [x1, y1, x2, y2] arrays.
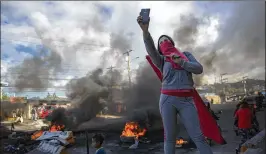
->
[[31, 105, 56, 120]]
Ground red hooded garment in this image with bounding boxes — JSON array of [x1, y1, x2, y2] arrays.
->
[[145, 42, 226, 144]]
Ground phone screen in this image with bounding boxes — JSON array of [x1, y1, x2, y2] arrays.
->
[[140, 8, 150, 24], [173, 55, 180, 59]]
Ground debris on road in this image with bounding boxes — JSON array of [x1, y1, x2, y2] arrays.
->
[[241, 128, 265, 154], [32, 131, 75, 154], [120, 121, 147, 149]]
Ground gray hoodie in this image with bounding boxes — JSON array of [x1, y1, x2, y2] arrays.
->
[[143, 32, 203, 90]]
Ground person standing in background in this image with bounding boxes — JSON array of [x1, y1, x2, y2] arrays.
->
[[12, 109, 17, 118], [31, 107, 36, 121], [92, 133, 106, 154], [234, 101, 253, 153], [255, 92, 264, 110]]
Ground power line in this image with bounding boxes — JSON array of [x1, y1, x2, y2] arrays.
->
[[1, 37, 111, 50], [2, 86, 66, 89], [1, 32, 111, 47], [4, 61, 129, 72], [3, 89, 68, 92], [13, 77, 77, 80], [2, 70, 136, 81], [1, 31, 110, 47], [7, 67, 94, 72], [2, 55, 138, 73]]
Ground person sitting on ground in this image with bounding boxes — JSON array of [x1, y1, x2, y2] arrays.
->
[[92, 133, 106, 154], [234, 101, 253, 152]]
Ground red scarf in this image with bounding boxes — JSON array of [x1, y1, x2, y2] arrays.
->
[[145, 55, 226, 145], [159, 40, 188, 70]]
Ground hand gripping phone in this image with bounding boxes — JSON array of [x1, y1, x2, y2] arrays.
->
[[140, 8, 150, 24]]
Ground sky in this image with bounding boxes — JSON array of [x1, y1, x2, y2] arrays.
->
[[1, 1, 265, 98]]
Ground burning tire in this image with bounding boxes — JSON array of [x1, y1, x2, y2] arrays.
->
[[120, 122, 147, 142], [120, 136, 136, 143], [175, 137, 189, 148]]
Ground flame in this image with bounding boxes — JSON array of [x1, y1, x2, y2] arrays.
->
[[50, 124, 65, 132], [120, 122, 147, 139], [31, 124, 65, 140], [176, 139, 188, 145], [31, 130, 44, 140]]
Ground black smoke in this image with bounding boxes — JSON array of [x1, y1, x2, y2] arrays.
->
[[57, 32, 131, 128], [171, 2, 265, 84]]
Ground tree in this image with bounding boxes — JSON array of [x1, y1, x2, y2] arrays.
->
[[1, 92, 10, 101]]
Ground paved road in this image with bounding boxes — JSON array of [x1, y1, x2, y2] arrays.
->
[[27, 104, 265, 154]]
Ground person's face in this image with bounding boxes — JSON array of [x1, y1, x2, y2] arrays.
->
[[159, 36, 171, 45], [91, 138, 100, 148]]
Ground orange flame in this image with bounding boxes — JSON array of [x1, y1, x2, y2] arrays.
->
[[31, 124, 66, 140], [50, 124, 65, 132], [176, 139, 188, 145], [31, 130, 44, 140], [120, 122, 147, 139]]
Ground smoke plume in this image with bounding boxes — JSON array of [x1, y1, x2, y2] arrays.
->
[[6, 7, 107, 91], [171, 2, 265, 85], [212, 2, 265, 76], [58, 32, 131, 127], [5, 2, 264, 128], [173, 14, 202, 50], [101, 32, 132, 67]]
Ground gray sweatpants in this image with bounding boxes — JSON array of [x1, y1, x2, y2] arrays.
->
[[159, 94, 213, 154]]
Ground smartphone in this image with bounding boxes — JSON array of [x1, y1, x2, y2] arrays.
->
[[172, 55, 181, 59], [163, 55, 180, 59], [140, 8, 150, 24]]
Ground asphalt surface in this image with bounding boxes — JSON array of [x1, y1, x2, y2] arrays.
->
[[26, 103, 265, 154]]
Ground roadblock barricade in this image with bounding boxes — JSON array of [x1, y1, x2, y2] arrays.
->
[[240, 128, 265, 154]]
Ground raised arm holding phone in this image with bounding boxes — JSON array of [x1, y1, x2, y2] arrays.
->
[[137, 9, 226, 154]]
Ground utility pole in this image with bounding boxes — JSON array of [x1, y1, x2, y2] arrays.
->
[[106, 66, 115, 99], [220, 73, 227, 84], [242, 76, 248, 96], [106, 66, 115, 113], [106, 65, 115, 87], [123, 50, 132, 87], [219, 73, 227, 104]]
